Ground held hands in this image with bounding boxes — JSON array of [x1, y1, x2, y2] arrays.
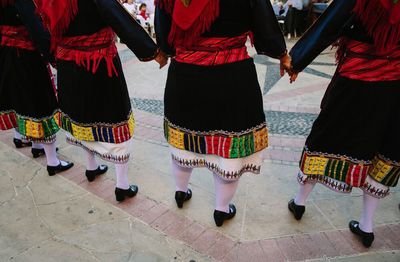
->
[[279, 53, 299, 83], [155, 50, 168, 69]]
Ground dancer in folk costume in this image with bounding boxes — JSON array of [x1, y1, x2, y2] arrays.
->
[[35, 0, 167, 202], [287, 0, 400, 247], [0, 0, 73, 174], [156, 0, 291, 226]]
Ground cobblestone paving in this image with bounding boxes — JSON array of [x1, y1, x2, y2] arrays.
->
[[131, 97, 318, 136]]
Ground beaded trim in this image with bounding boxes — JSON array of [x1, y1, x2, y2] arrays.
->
[[164, 118, 268, 159], [56, 111, 134, 144]]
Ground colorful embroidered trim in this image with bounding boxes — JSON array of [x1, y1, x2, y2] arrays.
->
[[172, 154, 261, 180], [56, 111, 134, 144], [66, 136, 130, 164], [164, 119, 268, 159], [369, 156, 400, 187], [0, 110, 59, 142], [299, 148, 400, 197], [300, 148, 372, 187]]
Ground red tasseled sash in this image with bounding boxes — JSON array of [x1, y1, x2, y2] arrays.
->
[[157, 0, 220, 47], [0, 0, 14, 7], [35, 0, 118, 77], [353, 0, 400, 51], [56, 27, 118, 77], [0, 25, 35, 50]]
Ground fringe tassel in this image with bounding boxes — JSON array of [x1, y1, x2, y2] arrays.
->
[[332, 37, 349, 65], [71, 51, 118, 78], [167, 0, 220, 47], [354, 0, 400, 51], [35, 0, 79, 50]]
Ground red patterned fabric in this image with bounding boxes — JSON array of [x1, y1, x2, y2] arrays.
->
[[354, 0, 400, 51], [0, 25, 35, 51], [0, 112, 17, 130], [338, 39, 400, 81], [56, 27, 118, 77], [157, 0, 220, 47], [174, 33, 250, 66]]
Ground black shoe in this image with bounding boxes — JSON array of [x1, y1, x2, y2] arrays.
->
[[115, 185, 139, 202], [47, 161, 74, 176], [32, 148, 45, 158], [213, 204, 236, 227], [288, 199, 305, 220], [13, 138, 32, 148], [175, 189, 192, 208], [85, 165, 108, 182], [31, 147, 59, 158], [349, 220, 374, 248]]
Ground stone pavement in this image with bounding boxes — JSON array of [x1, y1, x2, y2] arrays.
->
[[0, 40, 399, 262]]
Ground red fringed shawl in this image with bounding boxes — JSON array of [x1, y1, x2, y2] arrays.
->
[[157, 0, 220, 46], [34, 0, 78, 48], [0, 0, 14, 7], [354, 0, 400, 51]]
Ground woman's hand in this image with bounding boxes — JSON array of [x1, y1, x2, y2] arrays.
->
[[280, 53, 292, 77], [155, 50, 168, 69]]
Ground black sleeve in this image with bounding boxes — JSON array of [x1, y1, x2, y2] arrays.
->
[[154, 4, 174, 56], [93, 0, 158, 61], [290, 0, 356, 72], [250, 0, 287, 58], [14, 0, 52, 62]]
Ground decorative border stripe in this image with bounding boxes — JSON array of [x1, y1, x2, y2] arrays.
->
[[172, 154, 261, 180], [299, 148, 400, 198], [56, 111, 134, 144], [164, 118, 268, 159], [0, 110, 59, 142], [66, 136, 130, 164]]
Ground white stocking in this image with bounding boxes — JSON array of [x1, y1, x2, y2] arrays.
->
[[213, 173, 239, 213], [86, 151, 98, 171], [172, 161, 193, 192], [359, 192, 379, 233], [115, 163, 130, 190]]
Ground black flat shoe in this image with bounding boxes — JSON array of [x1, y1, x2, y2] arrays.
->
[[32, 148, 45, 158], [175, 189, 192, 208], [47, 161, 74, 176], [288, 199, 305, 220], [13, 138, 32, 148], [31, 147, 59, 158], [213, 204, 236, 227], [349, 220, 374, 248], [115, 185, 139, 202], [85, 165, 108, 182]]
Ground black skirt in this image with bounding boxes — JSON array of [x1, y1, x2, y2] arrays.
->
[[56, 55, 134, 144], [0, 46, 59, 142], [299, 74, 400, 198], [164, 58, 268, 174]]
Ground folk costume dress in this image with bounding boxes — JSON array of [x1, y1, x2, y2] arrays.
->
[[0, 0, 59, 143], [290, 0, 400, 199], [156, 0, 287, 180], [35, 0, 159, 164]]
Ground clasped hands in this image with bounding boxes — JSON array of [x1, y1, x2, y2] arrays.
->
[[279, 52, 298, 83]]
